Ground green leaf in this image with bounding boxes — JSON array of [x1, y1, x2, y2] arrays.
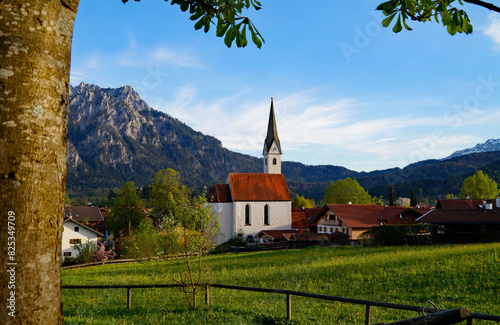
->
[[382, 13, 397, 27], [203, 18, 211, 33], [224, 27, 238, 48], [393, 15, 403, 33], [251, 29, 262, 48], [194, 17, 204, 30], [180, 1, 189, 12], [190, 12, 203, 21], [216, 20, 230, 37]]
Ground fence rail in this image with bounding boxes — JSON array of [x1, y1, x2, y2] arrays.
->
[[62, 283, 500, 324]]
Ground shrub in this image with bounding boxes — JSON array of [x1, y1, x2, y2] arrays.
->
[[360, 224, 439, 246]]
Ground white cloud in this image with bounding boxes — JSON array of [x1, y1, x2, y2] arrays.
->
[[149, 47, 204, 68], [483, 13, 500, 50]]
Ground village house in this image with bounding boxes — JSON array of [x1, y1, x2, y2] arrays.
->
[[62, 217, 103, 262], [207, 99, 293, 243], [310, 204, 386, 241]]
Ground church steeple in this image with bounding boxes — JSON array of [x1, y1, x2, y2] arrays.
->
[[263, 98, 282, 174]]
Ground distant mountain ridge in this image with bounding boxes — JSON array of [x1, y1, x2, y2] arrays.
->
[[443, 139, 500, 160], [66, 83, 500, 204]]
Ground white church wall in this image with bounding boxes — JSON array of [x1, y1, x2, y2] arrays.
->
[[234, 201, 291, 238], [208, 202, 233, 245]]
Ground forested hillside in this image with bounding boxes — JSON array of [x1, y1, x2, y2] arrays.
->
[[66, 83, 500, 204]]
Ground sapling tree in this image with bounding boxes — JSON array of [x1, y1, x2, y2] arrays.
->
[[125, 188, 220, 309]]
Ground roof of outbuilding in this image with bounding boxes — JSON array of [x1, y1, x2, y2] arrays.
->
[[379, 207, 423, 222], [436, 199, 499, 210], [64, 206, 104, 223], [228, 173, 291, 201], [255, 229, 300, 240], [292, 211, 309, 229], [207, 184, 232, 203], [417, 208, 500, 224], [417, 199, 500, 224]]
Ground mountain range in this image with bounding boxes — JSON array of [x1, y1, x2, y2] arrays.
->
[[66, 83, 500, 204]]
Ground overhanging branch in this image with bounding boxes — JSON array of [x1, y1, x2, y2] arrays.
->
[[464, 0, 500, 13]]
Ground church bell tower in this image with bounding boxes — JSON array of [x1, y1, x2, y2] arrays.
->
[[263, 98, 282, 174]]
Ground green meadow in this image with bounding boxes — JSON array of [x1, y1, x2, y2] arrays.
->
[[62, 243, 500, 324]]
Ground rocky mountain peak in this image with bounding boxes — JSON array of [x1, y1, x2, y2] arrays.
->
[[444, 138, 500, 160]]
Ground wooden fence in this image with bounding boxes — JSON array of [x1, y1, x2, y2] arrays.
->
[[62, 283, 500, 325]]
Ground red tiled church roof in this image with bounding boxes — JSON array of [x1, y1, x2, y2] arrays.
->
[[228, 173, 291, 201]]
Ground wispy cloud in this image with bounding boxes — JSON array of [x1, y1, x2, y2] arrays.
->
[[483, 13, 500, 50], [149, 47, 205, 68]]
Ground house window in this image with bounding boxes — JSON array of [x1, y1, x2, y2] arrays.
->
[[273, 158, 277, 165], [245, 204, 251, 225], [265, 158, 267, 165], [74, 226, 79, 232], [63, 252, 71, 257], [69, 239, 81, 245], [264, 205, 270, 225], [318, 226, 322, 232]]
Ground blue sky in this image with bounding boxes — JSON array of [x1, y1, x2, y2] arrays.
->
[[70, 1, 500, 172]]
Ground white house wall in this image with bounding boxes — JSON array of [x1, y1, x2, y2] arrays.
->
[[61, 221, 100, 262], [234, 201, 291, 238]]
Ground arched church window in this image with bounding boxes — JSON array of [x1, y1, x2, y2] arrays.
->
[[273, 158, 277, 165], [245, 204, 251, 225], [264, 205, 270, 225]]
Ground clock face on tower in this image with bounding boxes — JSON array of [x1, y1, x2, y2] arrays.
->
[[272, 146, 277, 152]]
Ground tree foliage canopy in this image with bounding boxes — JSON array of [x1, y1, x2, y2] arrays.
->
[[292, 194, 315, 209], [459, 170, 499, 199], [323, 178, 374, 204], [377, 0, 500, 35], [110, 181, 145, 237], [151, 168, 188, 222]]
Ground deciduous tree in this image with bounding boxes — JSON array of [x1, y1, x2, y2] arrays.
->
[[459, 170, 499, 199], [323, 178, 374, 205], [292, 194, 315, 209], [0, 2, 261, 323], [109, 182, 145, 238], [151, 168, 187, 222]]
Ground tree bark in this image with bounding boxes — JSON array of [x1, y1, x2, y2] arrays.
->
[[0, 1, 79, 324]]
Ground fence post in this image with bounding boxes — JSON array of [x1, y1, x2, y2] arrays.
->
[[205, 285, 210, 306], [365, 304, 371, 325], [287, 293, 292, 320], [127, 287, 132, 309]]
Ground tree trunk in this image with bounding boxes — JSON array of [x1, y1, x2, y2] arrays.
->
[[0, 1, 79, 324]]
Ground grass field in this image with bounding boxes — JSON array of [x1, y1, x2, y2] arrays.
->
[[61, 243, 500, 324]]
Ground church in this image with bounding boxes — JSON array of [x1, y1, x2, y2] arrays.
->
[[207, 99, 293, 243]]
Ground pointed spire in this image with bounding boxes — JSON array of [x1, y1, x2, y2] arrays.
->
[[264, 97, 282, 153]]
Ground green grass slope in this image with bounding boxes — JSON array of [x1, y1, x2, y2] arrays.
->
[[62, 243, 500, 324]]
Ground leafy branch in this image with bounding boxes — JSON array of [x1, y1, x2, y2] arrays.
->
[[122, 0, 265, 48], [376, 0, 490, 35]]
